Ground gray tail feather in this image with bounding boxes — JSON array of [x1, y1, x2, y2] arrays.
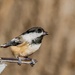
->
[[0, 44, 9, 48]]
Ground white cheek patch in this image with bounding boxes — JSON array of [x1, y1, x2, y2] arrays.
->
[[21, 32, 43, 43]]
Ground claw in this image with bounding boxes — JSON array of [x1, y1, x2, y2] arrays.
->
[[30, 59, 37, 67]]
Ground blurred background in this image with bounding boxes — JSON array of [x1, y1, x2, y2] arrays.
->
[[0, 0, 75, 75]]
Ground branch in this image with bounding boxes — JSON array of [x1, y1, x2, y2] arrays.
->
[[0, 57, 37, 67]]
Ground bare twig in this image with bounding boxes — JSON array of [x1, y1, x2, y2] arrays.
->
[[0, 57, 37, 67]]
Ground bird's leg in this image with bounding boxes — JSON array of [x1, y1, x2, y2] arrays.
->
[[17, 57, 22, 65], [24, 56, 37, 66], [17, 56, 37, 66], [30, 59, 37, 67]]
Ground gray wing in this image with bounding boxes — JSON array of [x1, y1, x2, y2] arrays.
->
[[0, 37, 22, 48]]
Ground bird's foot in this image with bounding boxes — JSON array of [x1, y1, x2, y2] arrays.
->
[[17, 57, 37, 66], [24, 57, 37, 66], [30, 59, 37, 67], [17, 57, 22, 65]]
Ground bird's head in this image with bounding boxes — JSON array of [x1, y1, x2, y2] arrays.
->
[[21, 27, 48, 44]]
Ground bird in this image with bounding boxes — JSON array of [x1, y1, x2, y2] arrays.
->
[[0, 27, 48, 65]]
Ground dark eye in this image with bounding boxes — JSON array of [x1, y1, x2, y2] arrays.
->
[[37, 29, 42, 33]]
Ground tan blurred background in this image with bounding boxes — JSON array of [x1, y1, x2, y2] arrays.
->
[[0, 0, 75, 75]]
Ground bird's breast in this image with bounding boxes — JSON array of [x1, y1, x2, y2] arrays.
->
[[25, 44, 41, 55], [10, 42, 41, 57]]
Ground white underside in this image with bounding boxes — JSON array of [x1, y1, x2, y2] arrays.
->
[[20, 32, 42, 56], [20, 44, 41, 56]]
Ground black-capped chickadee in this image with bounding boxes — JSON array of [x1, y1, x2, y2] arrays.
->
[[0, 27, 48, 65]]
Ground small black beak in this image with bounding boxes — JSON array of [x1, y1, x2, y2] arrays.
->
[[43, 31, 48, 36]]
